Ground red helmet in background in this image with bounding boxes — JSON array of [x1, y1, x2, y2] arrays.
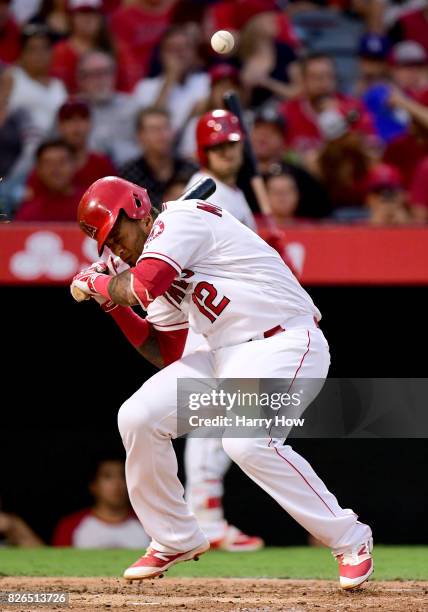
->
[[196, 109, 243, 166], [77, 176, 152, 255]]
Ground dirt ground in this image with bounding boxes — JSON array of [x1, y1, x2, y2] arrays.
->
[[0, 577, 427, 612]]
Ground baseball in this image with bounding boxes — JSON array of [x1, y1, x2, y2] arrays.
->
[[211, 30, 235, 54]]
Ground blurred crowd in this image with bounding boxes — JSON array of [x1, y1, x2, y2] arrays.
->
[[1, 0, 428, 225]]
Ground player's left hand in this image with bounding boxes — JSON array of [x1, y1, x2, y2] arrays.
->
[[70, 261, 108, 304]]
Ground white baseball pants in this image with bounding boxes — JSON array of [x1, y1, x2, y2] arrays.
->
[[118, 319, 372, 554]]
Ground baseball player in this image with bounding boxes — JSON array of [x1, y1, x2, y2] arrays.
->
[[72, 176, 373, 589], [184, 109, 262, 551], [186, 110, 256, 231]]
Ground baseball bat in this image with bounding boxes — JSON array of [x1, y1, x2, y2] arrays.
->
[[72, 177, 217, 303], [223, 91, 272, 217]]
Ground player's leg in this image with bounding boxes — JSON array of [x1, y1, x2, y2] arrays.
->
[[218, 324, 372, 586], [117, 349, 215, 560]]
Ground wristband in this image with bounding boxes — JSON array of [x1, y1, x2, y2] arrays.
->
[[109, 306, 150, 348], [92, 274, 112, 300]]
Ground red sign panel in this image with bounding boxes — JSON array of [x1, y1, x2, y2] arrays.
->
[[0, 223, 427, 285]]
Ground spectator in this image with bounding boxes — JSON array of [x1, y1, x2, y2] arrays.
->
[[133, 25, 209, 136], [354, 33, 391, 96], [0, 511, 44, 546], [51, 0, 132, 94], [389, 40, 428, 94], [52, 458, 149, 548], [25, 98, 116, 196], [76, 50, 139, 165], [30, 0, 70, 42], [0, 66, 33, 214], [388, 4, 428, 55], [120, 107, 197, 208], [364, 163, 411, 224], [15, 139, 84, 221], [5, 23, 66, 142], [315, 107, 401, 213], [187, 109, 256, 229], [110, 0, 177, 90], [250, 107, 331, 218], [264, 168, 301, 223], [237, 11, 298, 108], [280, 53, 373, 162], [0, 0, 21, 64], [178, 63, 241, 159], [383, 88, 428, 187], [162, 176, 188, 201]]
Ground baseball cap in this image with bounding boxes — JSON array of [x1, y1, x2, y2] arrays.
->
[[364, 164, 403, 193], [389, 41, 428, 67], [210, 63, 240, 86], [68, 0, 103, 12], [358, 34, 390, 60], [58, 98, 90, 120]]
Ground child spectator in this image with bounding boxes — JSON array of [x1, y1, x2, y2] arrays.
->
[[15, 139, 84, 221], [265, 168, 301, 223], [53, 458, 149, 548]]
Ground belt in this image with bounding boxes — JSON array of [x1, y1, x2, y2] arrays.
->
[[251, 315, 319, 341]]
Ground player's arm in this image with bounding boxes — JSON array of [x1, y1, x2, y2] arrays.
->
[[72, 258, 178, 309], [107, 305, 187, 368]]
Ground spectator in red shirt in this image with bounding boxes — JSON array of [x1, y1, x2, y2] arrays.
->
[[383, 87, 428, 187], [110, 0, 177, 90], [53, 458, 149, 548], [56, 97, 115, 189], [0, 0, 20, 64], [280, 53, 373, 161], [25, 97, 116, 195], [15, 139, 84, 221], [364, 163, 411, 225], [51, 0, 132, 93]]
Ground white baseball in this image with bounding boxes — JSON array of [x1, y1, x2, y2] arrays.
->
[[211, 30, 235, 54]]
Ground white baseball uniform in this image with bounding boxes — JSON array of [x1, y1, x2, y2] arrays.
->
[[184, 172, 256, 542], [186, 171, 256, 232], [118, 199, 371, 554]]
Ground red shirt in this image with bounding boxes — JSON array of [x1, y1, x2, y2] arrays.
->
[[206, 0, 298, 48], [280, 95, 373, 153], [110, 3, 176, 87], [0, 17, 20, 64], [15, 183, 85, 222], [383, 133, 428, 188], [399, 9, 428, 55], [409, 155, 428, 209], [74, 152, 116, 191], [51, 40, 133, 93]]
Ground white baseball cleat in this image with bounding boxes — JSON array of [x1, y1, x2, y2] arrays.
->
[[335, 537, 374, 590], [123, 541, 210, 580]]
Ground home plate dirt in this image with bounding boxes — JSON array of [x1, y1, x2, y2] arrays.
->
[[0, 577, 427, 612]]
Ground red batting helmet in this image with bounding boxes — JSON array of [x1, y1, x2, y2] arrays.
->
[[77, 176, 152, 255], [196, 109, 243, 166]]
